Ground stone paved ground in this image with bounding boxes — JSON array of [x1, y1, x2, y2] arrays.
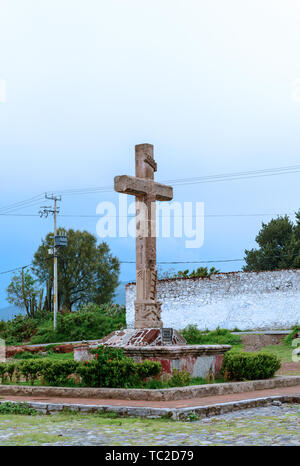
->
[[0, 404, 299, 446]]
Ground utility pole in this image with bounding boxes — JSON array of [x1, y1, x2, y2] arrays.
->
[[39, 194, 61, 330]]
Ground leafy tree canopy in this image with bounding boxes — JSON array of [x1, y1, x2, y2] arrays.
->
[[244, 212, 300, 271], [7, 269, 43, 318], [32, 228, 120, 311]]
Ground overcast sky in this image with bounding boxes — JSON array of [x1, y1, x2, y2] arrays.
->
[[0, 0, 300, 307]]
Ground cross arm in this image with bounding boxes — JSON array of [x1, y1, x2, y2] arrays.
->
[[114, 175, 173, 201]]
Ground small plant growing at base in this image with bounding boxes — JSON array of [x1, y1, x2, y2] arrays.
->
[[205, 366, 215, 384], [185, 412, 199, 422], [168, 369, 192, 387], [284, 326, 300, 347], [0, 402, 38, 415]]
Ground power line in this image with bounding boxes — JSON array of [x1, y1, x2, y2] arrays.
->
[[0, 264, 32, 275], [0, 194, 44, 214], [0, 163, 299, 215], [0, 211, 297, 218], [1, 251, 299, 276], [50, 163, 300, 196], [164, 164, 300, 186], [0, 256, 54, 276]]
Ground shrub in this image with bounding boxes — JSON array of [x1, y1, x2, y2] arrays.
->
[[19, 360, 46, 385], [30, 304, 126, 344], [0, 349, 161, 389], [78, 345, 161, 388], [13, 351, 43, 360], [176, 267, 220, 278], [181, 325, 241, 346], [222, 351, 281, 381], [284, 325, 300, 347], [0, 363, 18, 383], [0, 402, 37, 415], [168, 369, 192, 387], [0, 304, 126, 345], [0, 360, 79, 386], [0, 315, 37, 344], [39, 360, 79, 386]]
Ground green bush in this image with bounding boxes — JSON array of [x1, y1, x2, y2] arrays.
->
[[181, 325, 241, 346], [30, 304, 126, 344], [168, 369, 192, 387], [13, 351, 43, 360], [0, 362, 18, 383], [39, 360, 79, 386], [0, 315, 37, 345], [0, 304, 126, 345], [78, 346, 161, 388], [284, 325, 300, 347], [18, 360, 46, 385], [222, 351, 281, 381], [0, 402, 37, 415], [0, 348, 161, 389]]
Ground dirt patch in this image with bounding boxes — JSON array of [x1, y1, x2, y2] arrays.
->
[[6, 343, 75, 358]]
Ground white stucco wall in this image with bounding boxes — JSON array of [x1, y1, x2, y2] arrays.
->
[[125, 269, 300, 331]]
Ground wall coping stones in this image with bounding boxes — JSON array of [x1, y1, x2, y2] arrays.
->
[[0, 376, 299, 402], [122, 344, 232, 358]]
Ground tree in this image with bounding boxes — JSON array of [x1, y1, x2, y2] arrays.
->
[[32, 228, 120, 311], [7, 268, 44, 318], [244, 212, 300, 271]]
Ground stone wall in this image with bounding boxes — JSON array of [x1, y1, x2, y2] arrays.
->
[[125, 269, 300, 331]]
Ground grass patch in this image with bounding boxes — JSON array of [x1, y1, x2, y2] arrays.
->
[[13, 351, 74, 361], [180, 325, 242, 346], [259, 343, 297, 363]]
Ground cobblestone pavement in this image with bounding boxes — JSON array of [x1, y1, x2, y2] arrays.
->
[[0, 404, 299, 446]]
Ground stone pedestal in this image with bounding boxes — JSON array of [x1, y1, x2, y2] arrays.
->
[[73, 332, 231, 379], [123, 345, 231, 379], [77, 145, 232, 380], [98, 328, 186, 347]]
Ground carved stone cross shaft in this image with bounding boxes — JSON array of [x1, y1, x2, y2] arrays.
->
[[114, 144, 173, 328]]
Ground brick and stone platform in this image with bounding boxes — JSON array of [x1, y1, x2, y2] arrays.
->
[[0, 377, 299, 420], [98, 328, 186, 346], [74, 335, 231, 378]]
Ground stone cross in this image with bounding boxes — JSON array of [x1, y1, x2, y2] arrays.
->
[[114, 144, 173, 328]]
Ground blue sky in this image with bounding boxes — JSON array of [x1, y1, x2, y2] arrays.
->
[[0, 0, 300, 308]]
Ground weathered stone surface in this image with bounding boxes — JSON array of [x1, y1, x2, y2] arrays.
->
[[6, 343, 75, 358], [0, 402, 300, 445], [126, 269, 300, 330], [97, 328, 186, 347], [75, 341, 230, 378], [0, 396, 299, 426], [114, 143, 172, 329], [0, 376, 299, 401]]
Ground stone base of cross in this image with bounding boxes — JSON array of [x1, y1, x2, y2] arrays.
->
[[114, 143, 172, 329]]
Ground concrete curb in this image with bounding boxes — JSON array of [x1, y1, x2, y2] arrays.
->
[[1, 395, 299, 420], [0, 376, 299, 401]]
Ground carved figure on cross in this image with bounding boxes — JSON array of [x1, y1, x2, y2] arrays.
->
[[114, 144, 173, 328]]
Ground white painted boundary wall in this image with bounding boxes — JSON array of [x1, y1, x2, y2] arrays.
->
[[125, 269, 300, 331]]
